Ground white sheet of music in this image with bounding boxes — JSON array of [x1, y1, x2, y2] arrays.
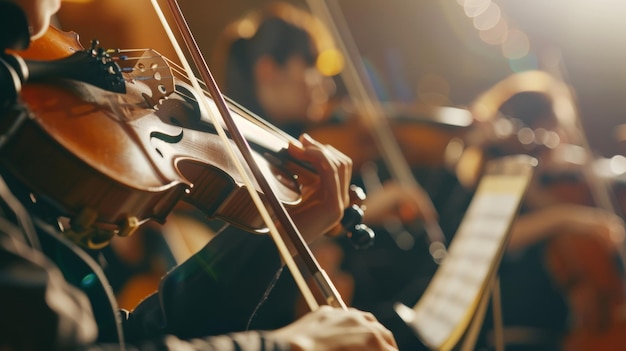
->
[[400, 156, 535, 350]]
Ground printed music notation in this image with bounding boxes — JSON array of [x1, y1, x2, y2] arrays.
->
[[397, 168, 533, 351]]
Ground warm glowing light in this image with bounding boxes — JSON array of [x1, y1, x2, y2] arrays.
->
[[473, 2, 501, 31], [316, 48, 344, 77], [436, 107, 474, 127], [544, 130, 561, 149], [517, 127, 534, 145], [236, 18, 257, 39], [554, 144, 587, 166], [610, 155, 626, 175], [463, 0, 491, 18], [493, 118, 514, 138], [501, 29, 530, 59], [479, 16, 508, 45]]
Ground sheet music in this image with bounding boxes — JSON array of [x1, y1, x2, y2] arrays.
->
[[405, 173, 532, 350]]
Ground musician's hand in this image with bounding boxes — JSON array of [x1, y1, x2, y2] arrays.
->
[[560, 205, 625, 247], [267, 306, 398, 351], [10, 0, 60, 39], [286, 133, 352, 245], [361, 180, 437, 226], [508, 204, 625, 252]]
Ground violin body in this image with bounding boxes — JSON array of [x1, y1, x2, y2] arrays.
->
[[545, 229, 626, 350], [1, 26, 319, 247], [538, 165, 626, 348]]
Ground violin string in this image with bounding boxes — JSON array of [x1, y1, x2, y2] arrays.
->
[[112, 48, 154, 52], [152, 55, 298, 144], [126, 75, 175, 82], [112, 55, 164, 61]]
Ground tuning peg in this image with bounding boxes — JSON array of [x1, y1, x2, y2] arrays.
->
[[342, 204, 375, 249]]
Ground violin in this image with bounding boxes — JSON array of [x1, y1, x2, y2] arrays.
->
[[0, 22, 376, 316], [306, 101, 473, 172], [532, 148, 626, 350]]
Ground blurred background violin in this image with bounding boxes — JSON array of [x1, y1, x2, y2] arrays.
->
[[305, 101, 473, 173]]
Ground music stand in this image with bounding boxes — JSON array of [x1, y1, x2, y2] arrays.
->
[[395, 155, 537, 351]]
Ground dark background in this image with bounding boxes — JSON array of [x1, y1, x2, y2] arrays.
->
[[56, 0, 626, 157]]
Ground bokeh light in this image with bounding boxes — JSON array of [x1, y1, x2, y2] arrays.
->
[[472, 2, 501, 31], [463, 0, 491, 18], [478, 16, 509, 45], [236, 18, 257, 38], [316, 48, 345, 77], [501, 29, 530, 59]]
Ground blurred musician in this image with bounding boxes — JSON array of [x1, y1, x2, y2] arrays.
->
[[213, 1, 437, 229], [460, 71, 626, 350]]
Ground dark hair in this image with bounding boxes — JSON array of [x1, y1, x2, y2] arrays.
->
[[223, 16, 317, 116], [499, 91, 556, 129]]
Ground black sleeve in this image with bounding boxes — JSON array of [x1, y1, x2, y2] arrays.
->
[[0, 223, 291, 351], [0, 229, 98, 351], [126, 226, 292, 341], [88, 331, 289, 351]]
